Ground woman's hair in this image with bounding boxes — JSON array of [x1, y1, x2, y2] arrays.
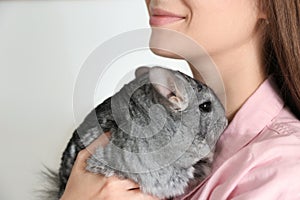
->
[[260, 0, 300, 119]]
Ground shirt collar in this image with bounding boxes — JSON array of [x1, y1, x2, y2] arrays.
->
[[212, 76, 285, 171]]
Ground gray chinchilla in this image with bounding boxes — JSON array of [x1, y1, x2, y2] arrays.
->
[[43, 66, 227, 199]]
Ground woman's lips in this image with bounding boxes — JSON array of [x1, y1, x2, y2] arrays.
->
[[149, 8, 185, 26], [150, 16, 185, 26]]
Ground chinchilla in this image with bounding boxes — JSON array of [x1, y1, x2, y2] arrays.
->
[[42, 66, 227, 199]]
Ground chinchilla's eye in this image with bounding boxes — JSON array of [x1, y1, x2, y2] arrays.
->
[[199, 101, 212, 113]]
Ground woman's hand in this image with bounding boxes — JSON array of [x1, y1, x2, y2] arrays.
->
[[60, 132, 159, 200]]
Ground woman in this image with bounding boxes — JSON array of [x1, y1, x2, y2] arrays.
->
[[61, 0, 300, 199]]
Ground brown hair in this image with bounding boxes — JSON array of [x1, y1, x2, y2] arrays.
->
[[260, 0, 300, 119]]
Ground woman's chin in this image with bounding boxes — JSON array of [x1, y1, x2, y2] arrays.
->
[[149, 47, 183, 59]]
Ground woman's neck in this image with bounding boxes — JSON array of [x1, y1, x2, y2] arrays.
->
[[189, 37, 267, 121]]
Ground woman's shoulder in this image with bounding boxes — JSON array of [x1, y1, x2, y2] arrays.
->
[[267, 105, 300, 136], [195, 107, 300, 199], [258, 105, 300, 145], [246, 106, 300, 159], [221, 107, 300, 199], [229, 105, 300, 167]]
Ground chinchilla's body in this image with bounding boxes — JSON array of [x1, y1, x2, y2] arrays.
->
[[45, 66, 227, 199]]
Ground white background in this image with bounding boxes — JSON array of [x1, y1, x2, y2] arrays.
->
[[0, 1, 191, 199]]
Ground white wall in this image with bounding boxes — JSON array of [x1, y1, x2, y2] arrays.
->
[[0, 1, 191, 200]]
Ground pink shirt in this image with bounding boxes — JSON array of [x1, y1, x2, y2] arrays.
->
[[177, 77, 300, 199]]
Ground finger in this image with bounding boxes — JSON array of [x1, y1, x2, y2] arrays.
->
[[106, 176, 140, 190], [74, 132, 111, 170], [86, 131, 111, 153], [73, 149, 92, 170], [129, 189, 160, 200]]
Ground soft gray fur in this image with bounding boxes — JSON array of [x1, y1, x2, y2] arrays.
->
[[47, 66, 227, 199]]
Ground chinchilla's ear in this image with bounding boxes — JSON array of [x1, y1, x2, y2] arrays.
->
[[149, 66, 188, 111], [135, 66, 151, 78]]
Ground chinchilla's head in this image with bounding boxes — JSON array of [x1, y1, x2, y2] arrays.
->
[[135, 66, 228, 154]]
